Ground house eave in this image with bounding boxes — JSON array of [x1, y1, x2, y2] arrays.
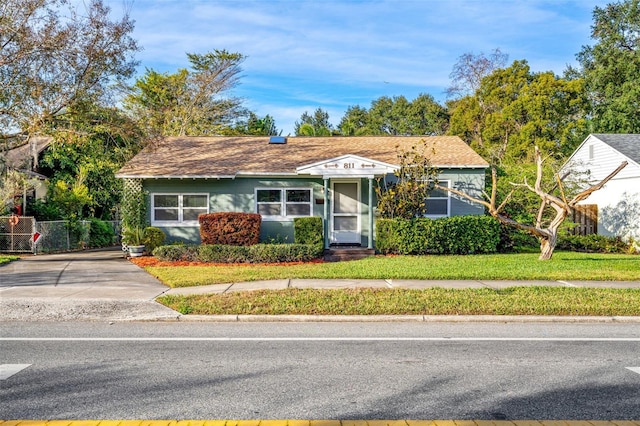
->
[[115, 174, 236, 180]]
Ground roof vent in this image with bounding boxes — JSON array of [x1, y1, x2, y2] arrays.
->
[[269, 136, 287, 144]]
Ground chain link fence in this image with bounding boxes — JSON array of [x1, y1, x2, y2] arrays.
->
[[0, 216, 36, 253], [0, 217, 121, 254]]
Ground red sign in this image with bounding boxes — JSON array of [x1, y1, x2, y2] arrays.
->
[[33, 232, 42, 244]]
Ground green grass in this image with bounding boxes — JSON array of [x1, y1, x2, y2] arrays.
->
[[157, 287, 640, 316], [0, 255, 19, 265], [145, 251, 640, 288]]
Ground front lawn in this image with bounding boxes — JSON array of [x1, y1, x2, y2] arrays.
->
[[142, 252, 640, 288], [0, 255, 19, 265], [157, 287, 640, 316]]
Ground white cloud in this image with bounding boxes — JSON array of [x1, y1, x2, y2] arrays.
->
[[103, 0, 604, 134]]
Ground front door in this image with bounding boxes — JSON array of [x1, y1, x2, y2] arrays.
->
[[331, 181, 360, 244]]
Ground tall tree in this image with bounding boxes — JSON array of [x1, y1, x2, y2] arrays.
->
[[124, 50, 247, 137], [448, 60, 588, 163], [294, 108, 334, 136], [575, 0, 640, 132], [0, 0, 139, 144]]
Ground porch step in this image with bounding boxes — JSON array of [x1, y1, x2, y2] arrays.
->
[[323, 246, 375, 262]]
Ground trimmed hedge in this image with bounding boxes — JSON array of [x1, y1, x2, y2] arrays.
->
[[199, 212, 261, 246], [153, 243, 324, 263], [376, 215, 501, 255], [294, 216, 323, 246]]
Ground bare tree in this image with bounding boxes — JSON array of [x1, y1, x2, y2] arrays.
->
[[446, 48, 508, 98], [437, 146, 627, 260]]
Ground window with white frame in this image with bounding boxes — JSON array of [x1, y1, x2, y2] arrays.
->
[[256, 188, 312, 219], [152, 193, 208, 225], [424, 180, 450, 217]]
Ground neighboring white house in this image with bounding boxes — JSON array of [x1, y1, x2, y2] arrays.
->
[[562, 134, 640, 242]]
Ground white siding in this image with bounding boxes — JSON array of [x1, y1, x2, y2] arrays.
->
[[568, 135, 640, 182], [563, 135, 640, 240]]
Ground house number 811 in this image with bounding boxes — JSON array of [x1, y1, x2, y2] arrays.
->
[[343, 163, 355, 169]]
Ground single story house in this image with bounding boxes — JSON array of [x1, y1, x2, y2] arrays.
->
[[562, 134, 640, 241], [116, 136, 489, 249]]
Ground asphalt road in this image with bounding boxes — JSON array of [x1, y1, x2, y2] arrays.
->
[[2, 321, 639, 420]]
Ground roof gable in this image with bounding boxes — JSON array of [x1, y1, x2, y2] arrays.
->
[[297, 154, 398, 177], [116, 136, 489, 179]]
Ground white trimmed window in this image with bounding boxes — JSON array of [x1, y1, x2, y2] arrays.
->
[[424, 180, 450, 218], [151, 193, 209, 225], [256, 188, 312, 220]]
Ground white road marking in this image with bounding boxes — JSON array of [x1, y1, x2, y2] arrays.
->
[[558, 280, 578, 287], [0, 364, 31, 380], [1, 337, 640, 342], [626, 367, 640, 375]]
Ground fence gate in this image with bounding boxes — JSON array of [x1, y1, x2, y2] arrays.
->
[[572, 204, 598, 235], [0, 216, 36, 253]]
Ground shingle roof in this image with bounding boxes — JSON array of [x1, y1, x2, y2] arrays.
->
[[116, 136, 489, 178], [5, 136, 52, 169], [592, 134, 640, 163]]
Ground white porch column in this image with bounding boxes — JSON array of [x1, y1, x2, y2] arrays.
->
[[368, 177, 374, 249], [323, 177, 329, 249]]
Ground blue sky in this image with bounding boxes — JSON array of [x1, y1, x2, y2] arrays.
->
[[107, 0, 606, 135]]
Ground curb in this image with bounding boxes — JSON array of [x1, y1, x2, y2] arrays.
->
[[172, 314, 640, 323]]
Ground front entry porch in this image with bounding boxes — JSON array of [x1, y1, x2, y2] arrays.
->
[[323, 245, 376, 262], [296, 154, 398, 255]]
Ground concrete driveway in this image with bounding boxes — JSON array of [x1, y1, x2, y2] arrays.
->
[[0, 248, 178, 321]]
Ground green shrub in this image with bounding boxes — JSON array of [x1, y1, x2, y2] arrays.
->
[[557, 234, 633, 254], [152, 245, 199, 261], [143, 226, 166, 252], [88, 218, 115, 247], [376, 215, 501, 255], [497, 224, 538, 253], [294, 217, 323, 246]]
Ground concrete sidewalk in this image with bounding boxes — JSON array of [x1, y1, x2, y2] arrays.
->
[[163, 277, 640, 296], [1, 248, 639, 322]]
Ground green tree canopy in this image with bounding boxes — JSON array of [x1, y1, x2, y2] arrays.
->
[[124, 50, 247, 137], [338, 94, 448, 136], [448, 60, 588, 164], [575, 0, 640, 132], [36, 102, 143, 220], [294, 108, 334, 136], [232, 112, 280, 136]]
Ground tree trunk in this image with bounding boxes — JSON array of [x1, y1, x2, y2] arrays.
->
[[538, 233, 557, 260]]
